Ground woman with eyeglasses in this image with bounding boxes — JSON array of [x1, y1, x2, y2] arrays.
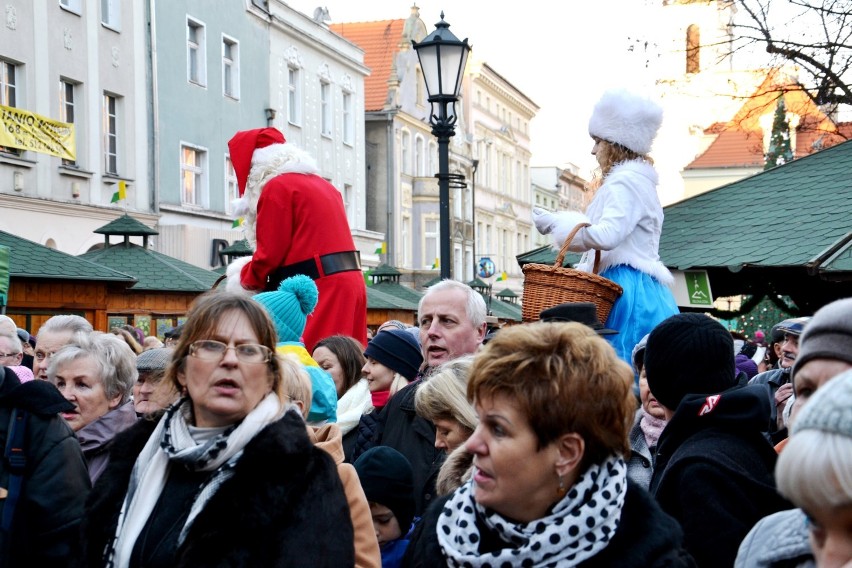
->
[[77, 291, 354, 567]]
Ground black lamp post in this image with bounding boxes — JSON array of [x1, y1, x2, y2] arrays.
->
[[412, 13, 470, 281]]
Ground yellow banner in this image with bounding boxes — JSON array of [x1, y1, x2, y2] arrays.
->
[[0, 104, 76, 160]]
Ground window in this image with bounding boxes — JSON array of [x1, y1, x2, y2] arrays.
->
[[222, 36, 239, 99], [287, 67, 300, 125], [103, 94, 118, 174], [424, 218, 439, 269], [686, 24, 700, 74], [181, 144, 207, 206], [343, 184, 353, 222], [401, 131, 411, 175], [60, 80, 77, 166], [414, 136, 424, 177], [402, 216, 411, 267], [320, 80, 331, 136], [342, 91, 353, 145], [416, 68, 425, 106], [60, 0, 82, 14], [225, 156, 238, 214], [101, 0, 120, 30], [453, 183, 462, 218], [0, 59, 19, 155], [187, 18, 206, 86]]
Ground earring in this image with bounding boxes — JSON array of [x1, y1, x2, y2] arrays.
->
[[556, 475, 568, 498]]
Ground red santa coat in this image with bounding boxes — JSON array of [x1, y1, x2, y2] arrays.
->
[[237, 172, 367, 351]]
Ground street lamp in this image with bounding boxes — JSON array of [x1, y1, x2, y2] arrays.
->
[[412, 13, 470, 281]]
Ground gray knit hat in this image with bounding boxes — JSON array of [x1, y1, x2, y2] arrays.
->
[[136, 347, 174, 371], [791, 298, 852, 385], [791, 368, 852, 437]]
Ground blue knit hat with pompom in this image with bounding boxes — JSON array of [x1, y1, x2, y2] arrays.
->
[[253, 275, 318, 343]]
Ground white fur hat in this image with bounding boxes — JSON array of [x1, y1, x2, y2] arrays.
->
[[588, 88, 663, 155]]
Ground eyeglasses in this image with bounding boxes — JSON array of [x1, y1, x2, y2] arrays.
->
[[0, 352, 21, 359], [188, 340, 272, 364]]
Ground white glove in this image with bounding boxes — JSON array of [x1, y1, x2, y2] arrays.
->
[[532, 207, 556, 235]]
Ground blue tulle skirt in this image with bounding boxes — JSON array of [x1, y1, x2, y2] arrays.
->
[[601, 265, 679, 373]]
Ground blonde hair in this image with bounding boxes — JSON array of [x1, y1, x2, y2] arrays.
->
[[415, 356, 477, 432], [588, 138, 654, 192], [279, 354, 313, 419]]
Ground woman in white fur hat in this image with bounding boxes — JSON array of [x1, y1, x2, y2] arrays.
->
[[533, 88, 679, 369]]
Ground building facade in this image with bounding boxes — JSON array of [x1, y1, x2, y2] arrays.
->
[[0, 0, 155, 254]]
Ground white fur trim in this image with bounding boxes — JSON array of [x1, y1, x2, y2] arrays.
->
[[225, 256, 255, 294], [231, 196, 250, 218], [588, 89, 663, 155], [576, 251, 674, 286], [251, 143, 318, 176]]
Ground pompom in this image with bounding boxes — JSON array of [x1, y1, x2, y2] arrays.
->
[[278, 274, 319, 316]]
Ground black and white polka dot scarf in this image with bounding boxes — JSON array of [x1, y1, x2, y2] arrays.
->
[[436, 455, 626, 567]]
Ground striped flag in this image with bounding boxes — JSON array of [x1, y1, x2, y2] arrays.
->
[[110, 180, 127, 203]]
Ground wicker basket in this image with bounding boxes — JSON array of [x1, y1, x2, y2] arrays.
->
[[522, 223, 623, 323]]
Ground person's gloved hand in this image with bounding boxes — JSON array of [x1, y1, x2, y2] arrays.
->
[[532, 207, 556, 235]]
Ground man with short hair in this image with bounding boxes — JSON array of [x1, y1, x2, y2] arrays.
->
[[646, 313, 790, 567], [749, 316, 810, 442], [33, 315, 93, 380], [0, 332, 24, 367], [375, 280, 487, 515]]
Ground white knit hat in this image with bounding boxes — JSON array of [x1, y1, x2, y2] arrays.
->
[[588, 88, 663, 155]]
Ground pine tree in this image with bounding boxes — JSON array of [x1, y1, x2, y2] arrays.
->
[[764, 97, 794, 170]]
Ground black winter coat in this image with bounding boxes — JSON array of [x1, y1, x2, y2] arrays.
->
[[402, 480, 696, 567], [78, 409, 355, 567], [0, 367, 91, 567], [650, 385, 793, 568], [375, 380, 445, 516]]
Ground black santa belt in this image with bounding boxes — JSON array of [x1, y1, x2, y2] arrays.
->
[[265, 251, 361, 290]]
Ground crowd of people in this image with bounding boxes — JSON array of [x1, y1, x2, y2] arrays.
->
[[1, 288, 850, 567], [1, 87, 850, 567]]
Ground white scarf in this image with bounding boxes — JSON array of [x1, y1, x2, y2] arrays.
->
[[335, 379, 372, 436], [108, 393, 287, 568], [437, 455, 627, 567]]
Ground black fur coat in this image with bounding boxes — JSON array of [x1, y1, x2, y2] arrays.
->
[[78, 410, 354, 567]]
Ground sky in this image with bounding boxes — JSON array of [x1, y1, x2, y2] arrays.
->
[[285, 0, 660, 177]]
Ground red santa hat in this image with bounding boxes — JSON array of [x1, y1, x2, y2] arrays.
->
[[228, 127, 286, 196]]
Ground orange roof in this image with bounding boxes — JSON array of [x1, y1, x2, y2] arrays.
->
[[687, 70, 849, 169], [331, 20, 406, 112]]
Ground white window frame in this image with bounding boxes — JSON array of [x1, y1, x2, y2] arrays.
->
[[180, 142, 208, 207], [342, 90, 353, 145], [103, 93, 118, 174], [414, 135, 424, 177], [402, 215, 411, 268], [423, 216, 439, 269], [101, 0, 120, 31], [222, 35, 240, 99], [343, 183, 353, 223], [401, 130, 411, 175], [320, 80, 332, 137], [287, 66, 301, 126], [60, 0, 82, 15], [186, 16, 207, 87], [0, 59, 20, 155], [225, 156, 238, 214], [60, 79, 78, 166]]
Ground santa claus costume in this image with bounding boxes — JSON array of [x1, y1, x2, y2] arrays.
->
[[226, 127, 367, 351]]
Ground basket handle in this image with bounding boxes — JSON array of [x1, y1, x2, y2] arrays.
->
[[553, 223, 601, 274]]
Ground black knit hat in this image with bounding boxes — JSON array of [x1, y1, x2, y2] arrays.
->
[[364, 328, 423, 380], [645, 313, 735, 410], [792, 298, 852, 385], [354, 447, 415, 532]]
